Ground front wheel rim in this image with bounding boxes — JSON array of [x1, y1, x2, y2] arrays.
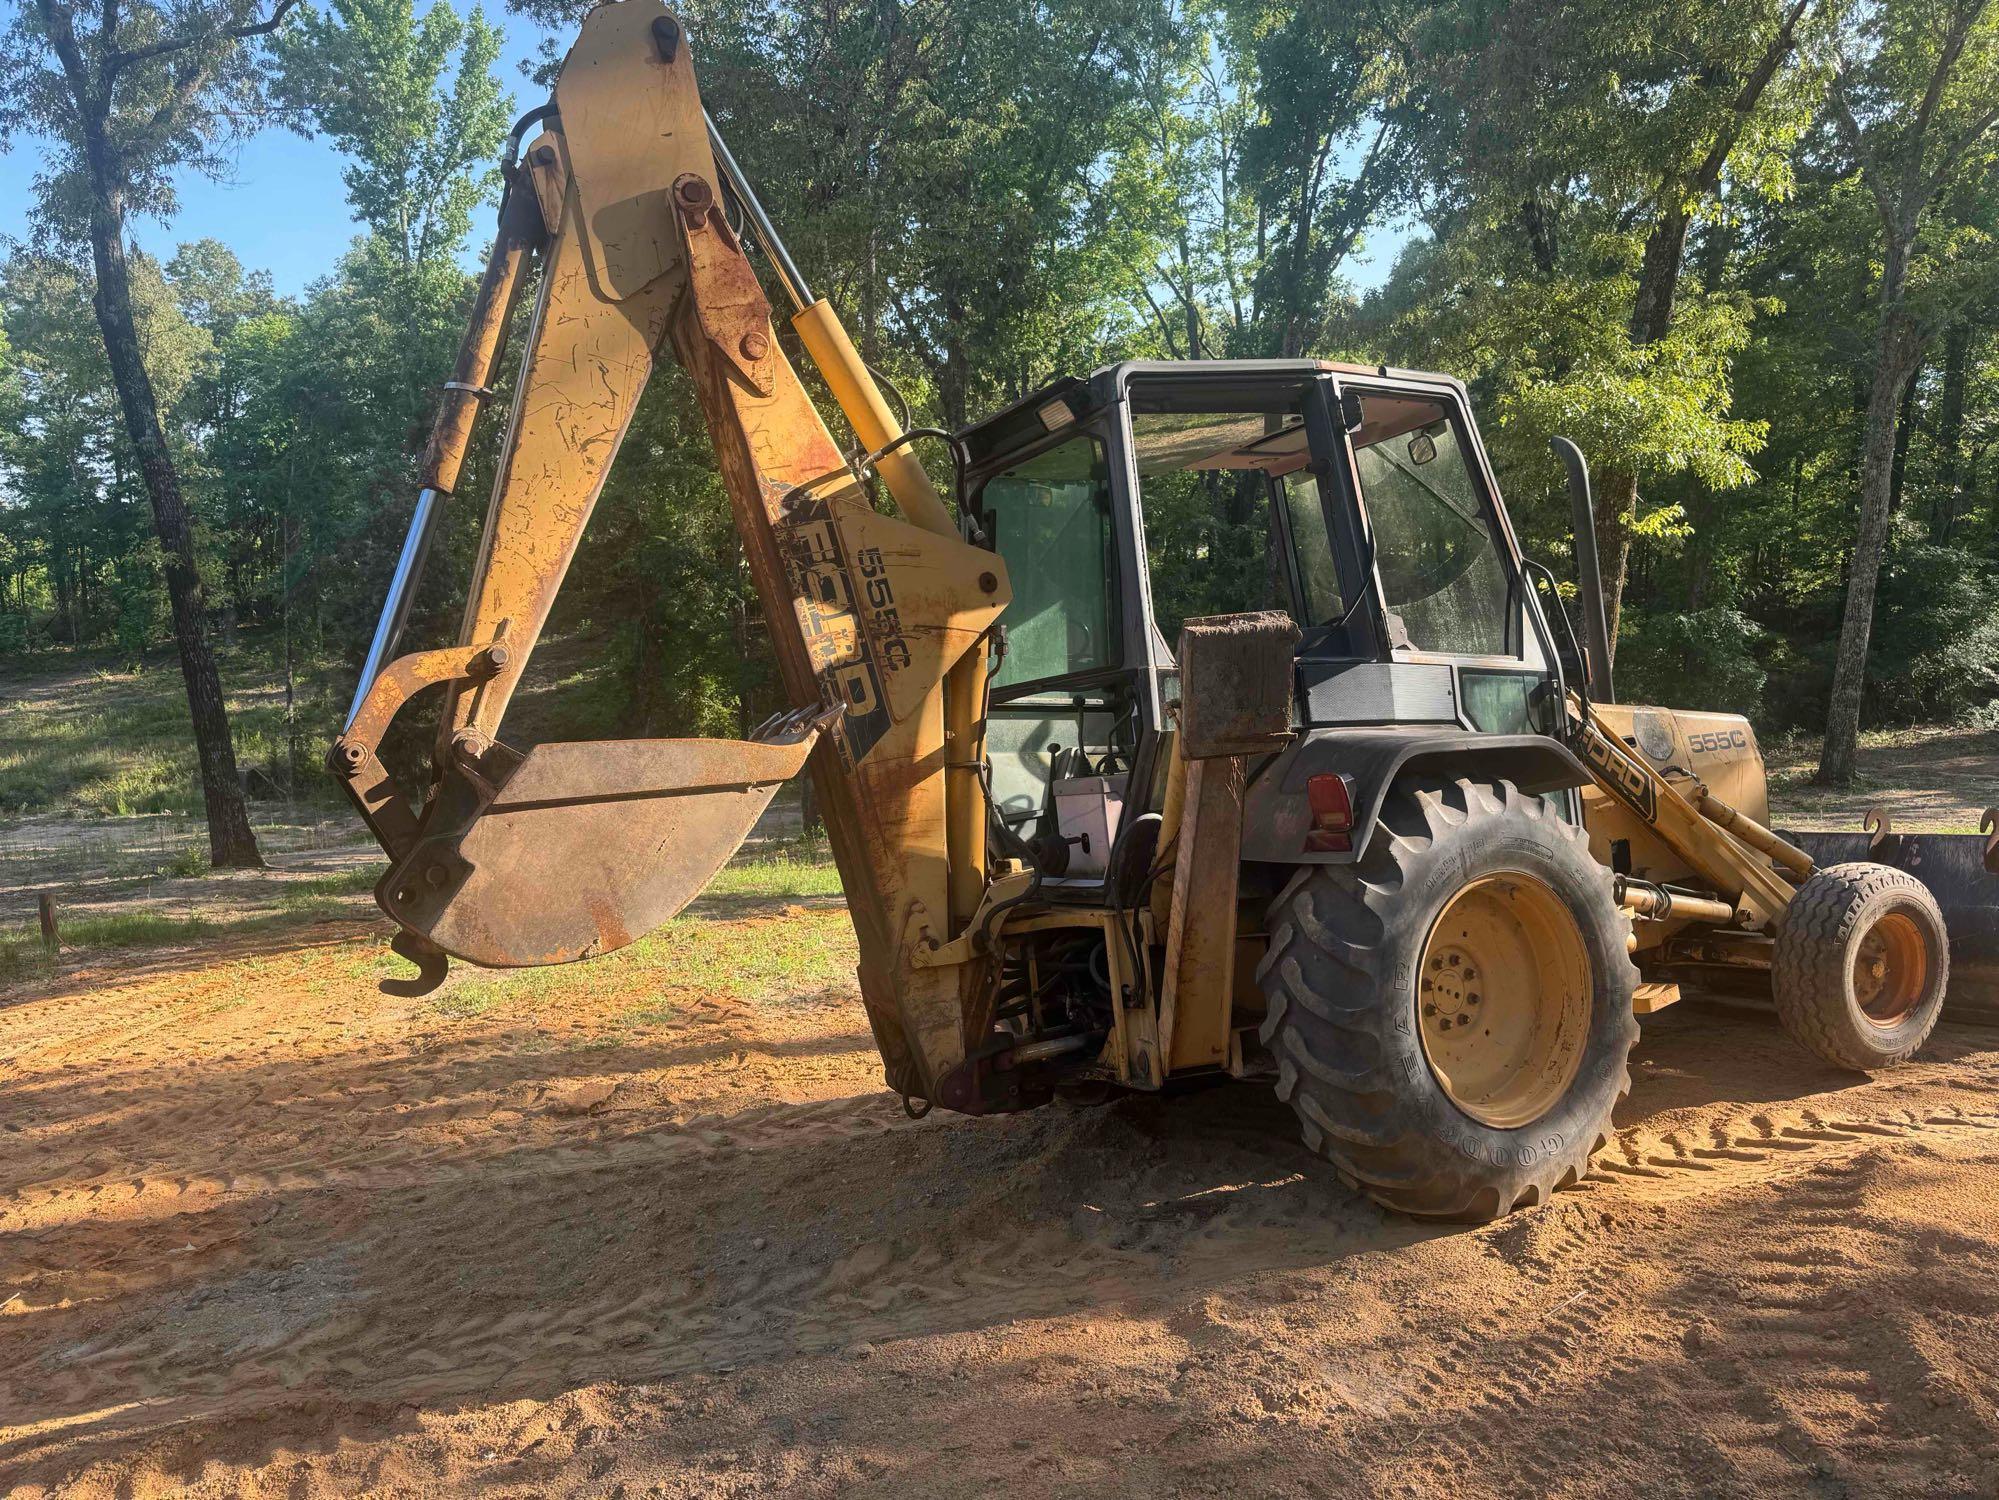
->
[[1854, 910, 1929, 1026], [1417, 872, 1594, 1129]]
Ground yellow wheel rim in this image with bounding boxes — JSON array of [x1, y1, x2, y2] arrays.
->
[[1417, 872, 1593, 1129], [1854, 910, 1928, 1026]]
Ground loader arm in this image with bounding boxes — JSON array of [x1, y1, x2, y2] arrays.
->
[[332, 0, 1009, 1102], [1567, 697, 1801, 929]]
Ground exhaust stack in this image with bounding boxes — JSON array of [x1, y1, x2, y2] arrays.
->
[[1551, 436, 1615, 703]]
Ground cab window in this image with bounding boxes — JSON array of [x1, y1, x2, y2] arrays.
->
[[980, 433, 1116, 688], [1129, 404, 1303, 649], [1279, 472, 1345, 625], [1350, 395, 1514, 657]]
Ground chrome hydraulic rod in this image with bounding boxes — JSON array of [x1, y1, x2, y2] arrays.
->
[[344, 486, 443, 729], [705, 111, 813, 312]]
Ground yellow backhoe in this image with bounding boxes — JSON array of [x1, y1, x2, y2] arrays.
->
[[333, 0, 1999, 1220]]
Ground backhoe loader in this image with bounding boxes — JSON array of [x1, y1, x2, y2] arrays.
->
[[333, 0, 1999, 1220]]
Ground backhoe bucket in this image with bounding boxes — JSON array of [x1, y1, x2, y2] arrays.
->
[[379, 706, 833, 969], [1788, 819, 1999, 1021]]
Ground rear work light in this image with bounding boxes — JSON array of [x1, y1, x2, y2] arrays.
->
[[1304, 772, 1356, 853]]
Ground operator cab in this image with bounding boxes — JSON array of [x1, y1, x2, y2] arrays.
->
[[958, 360, 1564, 888]]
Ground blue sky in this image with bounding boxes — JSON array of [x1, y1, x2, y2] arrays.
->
[[0, 5, 558, 298], [1, 5, 1405, 302]]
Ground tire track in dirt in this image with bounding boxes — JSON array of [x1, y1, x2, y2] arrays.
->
[[11, 1087, 1382, 1429], [1672, 1139, 1999, 1487], [2, 1090, 909, 1235], [1335, 1069, 1999, 1496], [12, 964, 1999, 1499], [24, 1056, 1999, 1440], [1599, 1097, 1999, 1198]]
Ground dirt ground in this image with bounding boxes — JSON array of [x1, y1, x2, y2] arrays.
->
[[6, 891, 1999, 1498], [1766, 723, 1999, 833]]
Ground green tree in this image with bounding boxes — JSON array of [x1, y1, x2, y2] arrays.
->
[[0, 0, 294, 865], [261, 0, 511, 705], [1816, 0, 1999, 782], [1406, 0, 1823, 654], [272, 0, 511, 269], [1, 246, 218, 657]]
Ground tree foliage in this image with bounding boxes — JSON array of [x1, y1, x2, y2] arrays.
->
[[1, 0, 1996, 805]]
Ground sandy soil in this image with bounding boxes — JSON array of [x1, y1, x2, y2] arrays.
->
[[6, 901, 1999, 1498]]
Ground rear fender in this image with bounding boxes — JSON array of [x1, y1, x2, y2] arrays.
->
[[1240, 728, 1590, 866]]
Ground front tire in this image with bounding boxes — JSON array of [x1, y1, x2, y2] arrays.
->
[[1257, 778, 1639, 1221], [1773, 862, 1948, 1070]]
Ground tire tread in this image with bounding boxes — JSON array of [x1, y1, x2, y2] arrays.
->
[[1257, 777, 1639, 1221]]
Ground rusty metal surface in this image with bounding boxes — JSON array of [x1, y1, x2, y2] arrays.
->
[[381, 707, 831, 967], [342, 644, 493, 757], [552, 0, 709, 300], [673, 176, 776, 396], [1157, 754, 1246, 1073], [331, 644, 494, 863], [419, 185, 544, 496]]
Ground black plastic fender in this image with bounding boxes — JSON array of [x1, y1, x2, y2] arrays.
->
[[1240, 727, 1591, 865]]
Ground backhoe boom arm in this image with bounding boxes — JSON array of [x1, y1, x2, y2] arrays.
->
[[333, 0, 1009, 1103]]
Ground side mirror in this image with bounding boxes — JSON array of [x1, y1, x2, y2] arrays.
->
[[1339, 389, 1365, 433], [1550, 436, 1615, 704]]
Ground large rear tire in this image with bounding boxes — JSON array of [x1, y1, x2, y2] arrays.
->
[[1256, 778, 1639, 1221], [1773, 862, 1948, 1070]]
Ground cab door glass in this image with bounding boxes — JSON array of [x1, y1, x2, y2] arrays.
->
[[980, 433, 1116, 688], [1130, 405, 1301, 648], [1351, 395, 1514, 657], [1279, 472, 1345, 625]]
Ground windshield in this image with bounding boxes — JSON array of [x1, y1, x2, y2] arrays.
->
[[1351, 399, 1514, 657]]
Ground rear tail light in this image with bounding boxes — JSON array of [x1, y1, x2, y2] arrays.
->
[[1304, 773, 1355, 853]]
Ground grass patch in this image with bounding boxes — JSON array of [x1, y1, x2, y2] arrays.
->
[[708, 847, 843, 900], [159, 844, 209, 879], [405, 905, 857, 1029], [428, 986, 501, 1020], [0, 910, 215, 981], [0, 635, 345, 817], [20, 909, 216, 950], [287, 866, 384, 898], [0, 895, 373, 982]]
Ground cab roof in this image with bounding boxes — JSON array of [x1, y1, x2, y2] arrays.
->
[[957, 358, 1471, 475]]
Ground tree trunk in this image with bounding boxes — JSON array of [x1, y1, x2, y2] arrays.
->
[[1817, 248, 1921, 786], [1520, 197, 1559, 274], [1887, 358, 1921, 516], [1929, 321, 1970, 541], [1627, 202, 1692, 345], [84, 163, 262, 867]]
